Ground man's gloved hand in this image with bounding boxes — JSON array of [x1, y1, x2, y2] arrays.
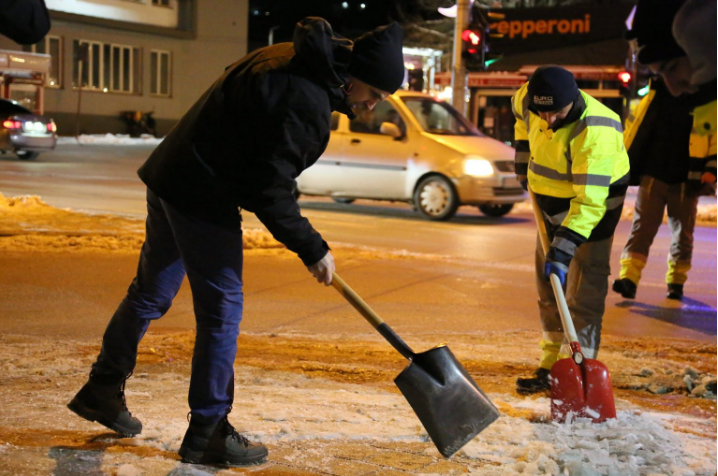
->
[[544, 246, 571, 287], [307, 251, 335, 286], [517, 174, 528, 191]]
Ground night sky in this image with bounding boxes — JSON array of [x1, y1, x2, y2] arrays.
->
[[246, 0, 449, 52]]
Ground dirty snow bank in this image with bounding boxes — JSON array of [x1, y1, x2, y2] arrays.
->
[[0, 333, 714, 476], [0, 193, 450, 260], [0, 193, 286, 253], [56, 134, 163, 146]]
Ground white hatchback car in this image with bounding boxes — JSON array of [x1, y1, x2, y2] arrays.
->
[[297, 91, 525, 220]]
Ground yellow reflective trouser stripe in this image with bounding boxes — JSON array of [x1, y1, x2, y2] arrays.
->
[[540, 333, 564, 370], [667, 259, 691, 285], [619, 252, 647, 284]]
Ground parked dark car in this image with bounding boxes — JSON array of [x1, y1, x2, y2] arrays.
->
[[0, 99, 57, 160]]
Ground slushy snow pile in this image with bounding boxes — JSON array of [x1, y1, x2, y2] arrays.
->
[[0, 333, 715, 476]]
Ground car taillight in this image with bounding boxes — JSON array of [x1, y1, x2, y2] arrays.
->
[[47, 121, 57, 133], [2, 120, 22, 130]]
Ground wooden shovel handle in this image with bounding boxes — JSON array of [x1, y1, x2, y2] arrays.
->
[[331, 272, 415, 360], [528, 189, 582, 350], [331, 273, 384, 328]]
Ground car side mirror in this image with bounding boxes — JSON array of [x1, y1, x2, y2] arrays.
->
[[380, 122, 405, 140]]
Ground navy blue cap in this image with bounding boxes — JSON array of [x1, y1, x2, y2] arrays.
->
[[528, 66, 579, 112]]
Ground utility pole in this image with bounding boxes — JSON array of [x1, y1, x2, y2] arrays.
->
[[452, 0, 470, 115]]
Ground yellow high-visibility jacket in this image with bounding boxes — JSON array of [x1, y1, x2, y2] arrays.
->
[[689, 99, 717, 180], [512, 82, 630, 254]]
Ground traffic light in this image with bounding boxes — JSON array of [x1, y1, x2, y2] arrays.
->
[[461, 27, 483, 67], [464, 5, 504, 71], [618, 70, 634, 98]]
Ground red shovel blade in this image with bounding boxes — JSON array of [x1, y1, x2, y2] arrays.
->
[[549, 357, 616, 423]]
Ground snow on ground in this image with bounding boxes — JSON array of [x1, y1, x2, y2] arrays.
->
[[56, 134, 164, 146], [0, 193, 715, 475], [0, 193, 449, 261], [0, 332, 715, 476]]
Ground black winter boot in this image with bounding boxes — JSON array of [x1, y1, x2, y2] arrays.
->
[[667, 283, 684, 300], [612, 278, 637, 299], [67, 372, 142, 436], [516, 368, 551, 395], [179, 415, 268, 467]]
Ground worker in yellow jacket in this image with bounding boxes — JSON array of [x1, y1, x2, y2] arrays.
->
[[624, 0, 716, 300], [512, 66, 630, 394]]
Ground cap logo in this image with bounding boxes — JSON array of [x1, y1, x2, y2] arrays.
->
[[533, 95, 553, 106]]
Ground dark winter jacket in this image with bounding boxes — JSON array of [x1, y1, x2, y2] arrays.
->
[[623, 79, 692, 185], [0, 0, 51, 44], [138, 18, 354, 266]]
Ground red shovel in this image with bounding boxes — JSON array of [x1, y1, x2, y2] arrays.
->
[[529, 189, 616, 423]]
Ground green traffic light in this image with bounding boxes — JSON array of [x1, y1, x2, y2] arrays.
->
[[638, 84, 650, 97], [484, 57, 502, 67]]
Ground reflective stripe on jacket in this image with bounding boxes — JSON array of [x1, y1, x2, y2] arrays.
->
[[512, 82, 630, 250]]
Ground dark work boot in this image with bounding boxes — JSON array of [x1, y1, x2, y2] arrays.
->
[[67, 372, 142, 436], [516, 368, 551, 395], [179, 415, 268, 467], [667, 283, 684, 300], [612, 278, 637, 299]]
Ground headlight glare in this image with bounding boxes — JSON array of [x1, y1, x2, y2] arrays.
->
[[464, 157, 494, 177]]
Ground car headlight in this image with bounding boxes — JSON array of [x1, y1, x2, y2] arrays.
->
[[464, 156, 494, 177]]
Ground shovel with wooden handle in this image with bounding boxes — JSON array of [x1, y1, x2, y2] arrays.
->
[[331, 272, 500, 457], [529, 189, 617, 423]]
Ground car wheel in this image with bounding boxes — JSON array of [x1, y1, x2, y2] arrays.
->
[[332, 198, 355, 204], [16, 150, 39, 161], [414, 175, 459, 221], [478, 203, 514, 217]]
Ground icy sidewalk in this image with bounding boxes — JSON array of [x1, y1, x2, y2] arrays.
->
[[0, 193, 715, 475], [0, 332, 715, 476]]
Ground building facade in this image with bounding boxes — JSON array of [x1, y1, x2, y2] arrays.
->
[[0, 0, 249, 136]]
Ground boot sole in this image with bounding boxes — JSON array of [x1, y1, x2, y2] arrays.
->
[[179, 447, 268, 467], [67, 399, 141, 437]]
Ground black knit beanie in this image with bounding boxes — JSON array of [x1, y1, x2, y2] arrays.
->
[[528, 66, 579, 112], [348, 23, 405, 93], [626, 0, 686, 65]]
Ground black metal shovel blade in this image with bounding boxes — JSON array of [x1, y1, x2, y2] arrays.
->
[[394, 345, 499, 458]]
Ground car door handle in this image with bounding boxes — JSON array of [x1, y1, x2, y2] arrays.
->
[[350, 139, 361, 144]]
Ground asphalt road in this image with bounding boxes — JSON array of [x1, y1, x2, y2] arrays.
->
[[0, 143, 715, 343]]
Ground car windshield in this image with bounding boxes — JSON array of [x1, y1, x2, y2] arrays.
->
[[401, 97, 482, 136], [0, 100, 31, 116]]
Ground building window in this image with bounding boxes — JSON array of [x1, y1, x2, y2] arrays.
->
[[150, 50, 171, 96], [72, 40, 141, 94], [22, 36, 62, 88], [152, 0, 171, 6]]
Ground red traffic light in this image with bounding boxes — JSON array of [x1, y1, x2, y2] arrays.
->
[[462, 29, 481, 46], [618, 71, 632, 84]]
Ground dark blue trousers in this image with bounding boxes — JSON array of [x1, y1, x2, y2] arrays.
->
[[93, 189, 244, 422]]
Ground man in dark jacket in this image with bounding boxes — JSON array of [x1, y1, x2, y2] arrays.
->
[[67, 17, 405, 467], [613, 79, 696, 300]]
